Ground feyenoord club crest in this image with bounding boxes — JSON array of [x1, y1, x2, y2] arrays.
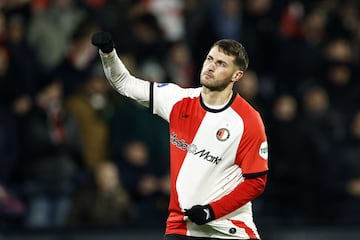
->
[[216, 128, 230, 141]]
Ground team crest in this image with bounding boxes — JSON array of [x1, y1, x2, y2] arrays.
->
[[216, 128, 230, 141]]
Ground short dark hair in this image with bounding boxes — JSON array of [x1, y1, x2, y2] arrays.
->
[[212, 39, 249, 71]]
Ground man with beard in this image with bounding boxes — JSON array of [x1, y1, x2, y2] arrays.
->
[[91, 32, 268, 240]]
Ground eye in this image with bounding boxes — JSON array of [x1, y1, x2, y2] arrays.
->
[[216, 61, 226, 67]]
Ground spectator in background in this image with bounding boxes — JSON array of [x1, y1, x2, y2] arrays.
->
[[212, 0, 243, 41], [0, 13, 34, 228], [264, 94, 306, 224], [275, 4, 326, 97], [0, 42, 33, 137], [66, 160, 135, 227], [110, 98, 170, 175], [324, 0, 358, 40], [0, 108, 18, 190], [0, 44, 27, 112], [0, 183, 25, 227], [0, 11, 7, 44], [109, 91, 170, 228], [331, 111, 360, 225], [321, 38, 358, 119], [115, 140, 170, 227], [78, 0, 135, 52], [0, 108, 25, 227], [129, 0, 186, 42], [6, 14, 39, 99], [138, 58, 167, 83], [164, 40, 196, 87], [0, 11, 34, 120], [299, 84, 346, 224], [65, 62, 119, 174], [27, 0, 87, 73], [234, 69, 267, 118], [351, 15, 360, 67], [54, 17, 100, 96], [17, 77, 82, 228], [243, 0, 281, 75], [129, 12, 169, 70]]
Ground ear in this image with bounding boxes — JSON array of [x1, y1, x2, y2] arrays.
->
[[231, 70, 244, 82]]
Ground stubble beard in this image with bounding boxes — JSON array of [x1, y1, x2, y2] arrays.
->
[[200, 73, 230, 92]]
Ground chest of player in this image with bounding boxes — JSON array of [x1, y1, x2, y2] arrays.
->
[[169, 99, 245, 165]]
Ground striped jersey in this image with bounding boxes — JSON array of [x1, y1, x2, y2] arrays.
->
[[151, 82, 268, 239], [99, 50, 268, 239]]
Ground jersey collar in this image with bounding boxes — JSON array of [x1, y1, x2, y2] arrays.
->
[[200, 91, 237, 113]]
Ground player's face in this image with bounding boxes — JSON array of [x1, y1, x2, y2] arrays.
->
[[200, 46, 241, 91]]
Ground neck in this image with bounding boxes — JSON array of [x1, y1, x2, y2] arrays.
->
[[201, 86, 234, 106]]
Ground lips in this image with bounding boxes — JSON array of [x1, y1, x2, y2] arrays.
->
[[202, 72, 213, 78]]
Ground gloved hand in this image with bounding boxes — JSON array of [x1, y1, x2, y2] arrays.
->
[[91, 31, 114, 53], [184, 204, 215, 225]]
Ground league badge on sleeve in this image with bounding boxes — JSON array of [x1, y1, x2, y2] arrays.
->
[[157, 83, 169, 88], [259, 141, 268, 160]]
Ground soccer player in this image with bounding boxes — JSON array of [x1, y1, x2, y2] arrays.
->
[[91, 32, 269, 240]]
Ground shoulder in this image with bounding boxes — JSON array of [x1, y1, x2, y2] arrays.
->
[[232, 94, 261, 116], [153, 82, 201, 97], [231, 94, 265, 130], [152, 82, 201, 109]]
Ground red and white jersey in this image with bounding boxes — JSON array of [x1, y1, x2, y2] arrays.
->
[[99, 51, 268, 239], [151, 82, 268, 239]]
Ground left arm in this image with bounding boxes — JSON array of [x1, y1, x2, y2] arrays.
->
[[186, 109, 269, 224], [185, 174, 267, 225], [210, 174, 267, 219], [211, 110, 269, 218]]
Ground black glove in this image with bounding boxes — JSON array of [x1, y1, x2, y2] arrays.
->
[[91, 31, 114, 53], [184, 204, 215, 225]]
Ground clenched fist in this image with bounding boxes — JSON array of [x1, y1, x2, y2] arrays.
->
[[91, 32, 114, 53]]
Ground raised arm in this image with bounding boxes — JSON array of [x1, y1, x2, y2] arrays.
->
[[91, 32, 150, 106]]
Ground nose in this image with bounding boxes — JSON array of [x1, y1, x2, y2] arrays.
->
[[207, 62, 216, 72]]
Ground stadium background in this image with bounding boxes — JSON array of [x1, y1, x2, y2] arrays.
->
[[1, 0, 360, 239]]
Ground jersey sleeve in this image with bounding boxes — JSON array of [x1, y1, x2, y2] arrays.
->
[[236, 111, 269, 176], [210, 174, 267, 219], [151, 82, 201, 122], [99, 50, 201, 120], [99, 50, 150, 105]]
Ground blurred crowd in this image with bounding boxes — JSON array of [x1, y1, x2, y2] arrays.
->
[[0, 0, 360, 231]]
